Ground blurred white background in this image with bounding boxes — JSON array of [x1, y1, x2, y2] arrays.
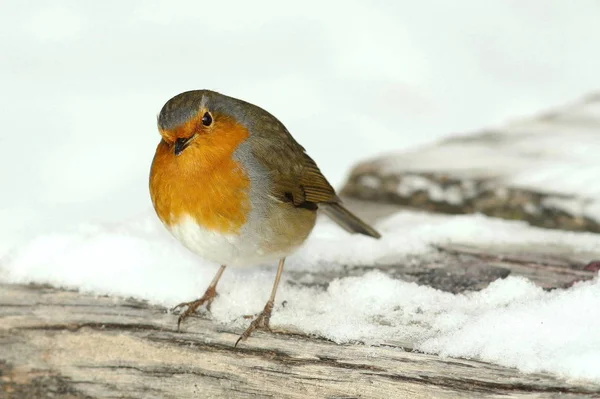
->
[[1, 0, 600, 243]]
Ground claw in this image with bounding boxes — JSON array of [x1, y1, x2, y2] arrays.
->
[[235, 300, 274, 347], [171, 286, 217, 331]]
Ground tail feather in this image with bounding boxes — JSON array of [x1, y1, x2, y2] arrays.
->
[[321, 203, 381, 239]]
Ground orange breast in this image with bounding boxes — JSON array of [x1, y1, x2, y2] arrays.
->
[[149, 117, 251, 234]]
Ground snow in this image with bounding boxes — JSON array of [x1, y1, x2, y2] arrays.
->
[[2, 0, 600, 386], [3, 211, 600, 382], [369, 94, 600, 221], [396, 174, 470, 205]]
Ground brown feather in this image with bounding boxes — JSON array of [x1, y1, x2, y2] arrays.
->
[[247, 118, 338, 206], [235, 97, 380, 239], [320, 203, 381, 238]]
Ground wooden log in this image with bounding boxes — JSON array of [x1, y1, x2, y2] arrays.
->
[[341, 93, 600, 233], [2, 233, 599, 398]]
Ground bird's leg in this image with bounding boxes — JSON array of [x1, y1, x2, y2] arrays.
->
[[172, 265, 226, 331], [236, 258, 285, 347]]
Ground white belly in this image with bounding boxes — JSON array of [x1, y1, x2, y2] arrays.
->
[[168, 214, 293, 267]]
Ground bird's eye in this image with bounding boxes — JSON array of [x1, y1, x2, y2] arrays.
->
[[201, 112, 213, 126]]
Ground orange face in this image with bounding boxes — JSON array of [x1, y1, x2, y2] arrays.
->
[[149, 109, 251, 234]]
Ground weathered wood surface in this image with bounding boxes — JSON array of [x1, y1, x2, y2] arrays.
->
[[341, 93, 600, 233], [2, 238, 600, 399], [302, 199, 600, 294]]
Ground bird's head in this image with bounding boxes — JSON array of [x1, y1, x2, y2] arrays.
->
[[156, 89, 252, 157]]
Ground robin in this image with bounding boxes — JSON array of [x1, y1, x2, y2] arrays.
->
[[149, 90, 381, 345]]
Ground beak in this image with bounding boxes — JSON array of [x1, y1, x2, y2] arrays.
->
[[174, 135, 195, 156]]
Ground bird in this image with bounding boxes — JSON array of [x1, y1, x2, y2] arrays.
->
[[149, 90, 381, 346]]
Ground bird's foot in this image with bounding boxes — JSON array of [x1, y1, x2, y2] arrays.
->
[[171, 286, 218, 331], [235, 300, 274, 347]]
